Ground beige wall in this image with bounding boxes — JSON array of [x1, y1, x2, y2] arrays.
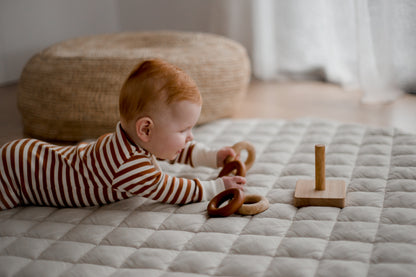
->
[[0, 0, 213, 84]]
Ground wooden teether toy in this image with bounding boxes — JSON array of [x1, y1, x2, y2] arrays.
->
[[218, 160, 246, 178], [294, 144, 346, 208], [237, 194, 269, 215], [207, 188, 245, 217], [208, 141, 269, 217], [225, 141, 256, 170]]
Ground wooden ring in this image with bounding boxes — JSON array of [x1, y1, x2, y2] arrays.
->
[[218, 160, 246, 178], [207, 188, 245, 217], [226, 141, 256, 170], [237, 194, 269, 215]]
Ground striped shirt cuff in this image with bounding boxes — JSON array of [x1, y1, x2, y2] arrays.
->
[[191, 143, 218, 168], [201, 178, 225, 201]]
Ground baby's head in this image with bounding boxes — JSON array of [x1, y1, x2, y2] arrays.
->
[[119, 59, 202, 159]]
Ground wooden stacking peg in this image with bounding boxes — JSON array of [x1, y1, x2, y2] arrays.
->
[[315, 144, 326, 190], [294, 144, 346, 208]]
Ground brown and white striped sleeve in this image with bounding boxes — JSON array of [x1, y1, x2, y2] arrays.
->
[[169, 142, 218, 168], [112, 153, 211, 204]]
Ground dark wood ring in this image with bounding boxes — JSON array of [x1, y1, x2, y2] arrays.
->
[[218, 160, 246, 178], [207, 188, 245, 217]]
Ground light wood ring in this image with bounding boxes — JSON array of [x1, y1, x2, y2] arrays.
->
[[237, 194, 269, 215], [218, 160, 246, 178], [207, 188, 245, 217], [226, 141, 256, 170]]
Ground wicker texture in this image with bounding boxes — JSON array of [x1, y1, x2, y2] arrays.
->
[[18, 31, 251, 141]]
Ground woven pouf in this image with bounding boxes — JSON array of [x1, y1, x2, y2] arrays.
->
[[18, 31, 251, 141]]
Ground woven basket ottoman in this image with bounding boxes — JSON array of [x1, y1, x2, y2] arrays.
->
[[18, 31, 251, 141]]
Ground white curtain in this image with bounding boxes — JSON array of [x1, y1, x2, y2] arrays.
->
[[209, 0, 416, 103]]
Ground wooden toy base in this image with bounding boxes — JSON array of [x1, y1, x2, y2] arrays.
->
[[294, 179, 346, 208]]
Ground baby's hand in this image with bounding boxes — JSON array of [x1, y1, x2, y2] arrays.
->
[[222, 176, 246, 191], [217, 146, 237, 167]]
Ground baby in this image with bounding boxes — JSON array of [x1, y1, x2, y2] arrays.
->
[[0, 59, 246, 210]]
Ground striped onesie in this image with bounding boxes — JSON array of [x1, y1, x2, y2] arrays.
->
[[0, 122, 224, 210]]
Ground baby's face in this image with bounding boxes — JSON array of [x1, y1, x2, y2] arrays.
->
[[149, 100, 201, 160]]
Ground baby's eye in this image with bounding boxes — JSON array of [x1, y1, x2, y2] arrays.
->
[[180, 127, 192, 133]]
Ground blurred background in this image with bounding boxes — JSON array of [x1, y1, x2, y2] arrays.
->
[[2, 0, 416, 97], [1, 0, 416, 143]]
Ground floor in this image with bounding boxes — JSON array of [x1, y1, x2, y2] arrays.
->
[[1, 80, 415, 146], [233, 80, 416, 133]]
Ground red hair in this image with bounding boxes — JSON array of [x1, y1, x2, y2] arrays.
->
[[119, 59, 202, 124]]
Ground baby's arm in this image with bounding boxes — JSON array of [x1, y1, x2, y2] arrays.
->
[[171, 142, 237, 169], [112, 153, 227, 204]]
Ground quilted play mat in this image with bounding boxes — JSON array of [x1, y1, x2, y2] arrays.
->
[[1, 118, 416, 277]]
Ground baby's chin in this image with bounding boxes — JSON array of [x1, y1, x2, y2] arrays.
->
[[171, 149, 183, 160], [157, 149, 183, 161], [159, 152, 180, 161]]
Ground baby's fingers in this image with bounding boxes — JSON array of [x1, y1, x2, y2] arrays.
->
[[233, 176, 246, 185]]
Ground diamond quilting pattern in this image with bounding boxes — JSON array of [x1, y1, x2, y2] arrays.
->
[[1, 118, 416, 277]]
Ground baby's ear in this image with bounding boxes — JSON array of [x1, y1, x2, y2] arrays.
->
[[135, 117, 153, 142]]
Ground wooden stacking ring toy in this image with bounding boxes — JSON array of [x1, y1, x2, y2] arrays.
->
[[237, 194, 270, 215], [225, 141, 256, 170], [218, 160, 246, 178], [207, 188, 245, 217]]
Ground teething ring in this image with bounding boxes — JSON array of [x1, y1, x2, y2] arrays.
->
[[218, 160, 246, 178], [226, 141, 256, 170], [237, 194, 269, 215], [207, 188, 245, 217]]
